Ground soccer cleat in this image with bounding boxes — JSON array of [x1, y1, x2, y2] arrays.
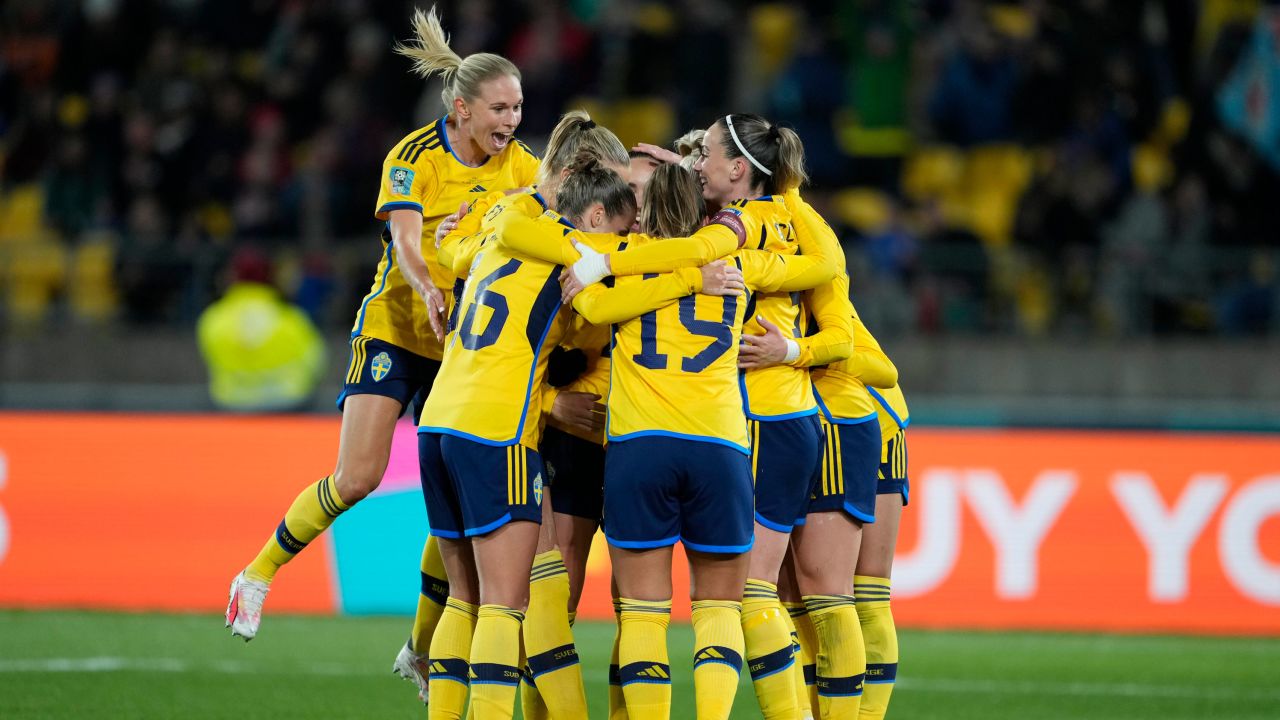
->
[[392, 641, 431, 705], [225, 571, 270, 641]]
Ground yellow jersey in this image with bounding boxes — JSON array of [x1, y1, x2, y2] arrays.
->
[[353, 115, 540, 360], [810, 299, 899, 422], [544, 314, 612, 445], [574, 236, 837, 453], [868, 383, 910, 442], [420, 209, 706, 448]]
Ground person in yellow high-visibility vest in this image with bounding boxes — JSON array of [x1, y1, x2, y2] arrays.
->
[[196, 248, 326, 412]]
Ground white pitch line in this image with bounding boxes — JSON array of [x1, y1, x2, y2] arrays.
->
[[2, 658, 1279, 703]]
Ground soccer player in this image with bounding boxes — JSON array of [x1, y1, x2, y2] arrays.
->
[[855, 382, 910, 720], [225, 0, 536, 676], [422, 109, 632, 719]]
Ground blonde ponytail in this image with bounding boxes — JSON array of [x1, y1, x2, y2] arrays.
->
[[538, 110, 629, 186], [394, 5, 521, 111], [714, 114, 808, 194]]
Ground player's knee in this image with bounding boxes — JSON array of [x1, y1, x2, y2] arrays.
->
[[332, 467, 381, 505]]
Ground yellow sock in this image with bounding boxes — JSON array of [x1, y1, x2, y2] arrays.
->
[[690, 600, 744, 720], [789, 603, 821, 716], [742, 579, 798, 720], [855, 576, 898, 720], [246, 475, 347, 582], [469, 605, 524, 719], [608, 600, 629, 720], [428, 598, 478, 720], [804, 594, 865, 720], [410, 536, 449, 654], [617, 598, 671, 720], [523, 550, 588, 718], [519, 636, 549, 720], [568, 610, 577, 627], [782, 602, 814, 719]]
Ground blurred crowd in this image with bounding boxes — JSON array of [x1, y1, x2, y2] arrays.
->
[[1, 0, 1277, 337]]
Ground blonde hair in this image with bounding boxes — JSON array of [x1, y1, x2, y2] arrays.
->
[[640, 164, 705, 238], [395, 6, 521, 111], [556, 151, 637, 225], [538, 110, 629, 187], [673, 128, 706, 172], [714, 114, 807, 194]]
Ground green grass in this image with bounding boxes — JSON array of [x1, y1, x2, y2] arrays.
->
[[1, 610, 1278, 719]]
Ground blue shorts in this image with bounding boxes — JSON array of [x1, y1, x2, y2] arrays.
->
[[419, 433, 544, 538], [878, 428, 909, 505], [541, 426, 605, 522], [603, 436, 754, 554], [337, 335, 439, 418], [806, 418, 880, 523], [750, 414, 824, 532]]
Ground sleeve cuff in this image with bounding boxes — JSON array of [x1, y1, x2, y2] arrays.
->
[[376, 201, 424, 217]]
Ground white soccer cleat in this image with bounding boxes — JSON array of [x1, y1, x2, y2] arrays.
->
[[392, 641, 430, 705], [225, 571, 270, 641]]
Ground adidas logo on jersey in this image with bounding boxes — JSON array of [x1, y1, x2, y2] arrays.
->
[[469, 184, 487, 192]]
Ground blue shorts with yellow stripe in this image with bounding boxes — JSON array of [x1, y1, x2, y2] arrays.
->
[[337, 335, 439, 417], [602, 436, 754, 554], [750, 414, 825, 532], [878, 428, 909, 504], [805, 417, 880, 523], [541, 426, 605, 522], [418, 432, 544, 538]]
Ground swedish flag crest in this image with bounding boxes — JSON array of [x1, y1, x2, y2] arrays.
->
[[371, 352, 393, 382], [533, 472, 543, 505]]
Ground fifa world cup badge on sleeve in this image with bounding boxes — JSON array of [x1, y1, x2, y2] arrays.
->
[[371, 352, 393, 382], [389, 166, 414, 195]]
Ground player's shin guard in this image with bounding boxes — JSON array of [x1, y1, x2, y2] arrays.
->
[[855, 576, 898, 720], [804, 594, 865, 719], [428, 598, 478, 720], [608, 599, 629, 720], [523, 550, 587, 718], [783, 602, 816, 719], [469, 605, 525, 719], [691, 600, 744, 720], [742, 579, 798, 720], [246, 475, 347, 582], [617, 598, 672, 720], [411, 536, 450, 654]]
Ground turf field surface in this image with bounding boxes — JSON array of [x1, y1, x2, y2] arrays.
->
[[1, 610, 1277, 719]]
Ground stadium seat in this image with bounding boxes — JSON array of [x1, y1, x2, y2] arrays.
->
[[902, 146, 965, 202], [748, 4, 800, 80], [3, 236, 68, 324], [0, 184, 48, 243], [833, 187, 893, 234], [70, 236, 120, 322]]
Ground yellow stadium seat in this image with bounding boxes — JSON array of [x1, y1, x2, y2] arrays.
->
[[748, 4, 800, 80], [832, 187, 893, 234], [606, 98, 676, 150], [902, 146, 965, 201], [0, 184, 48, 242], [4, 238, 68, 323], [69, 237, 120, 322], [1133, 142, 1175, 193]]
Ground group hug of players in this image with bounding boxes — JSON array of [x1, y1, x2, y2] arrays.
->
[[224, 7, 910, 720]]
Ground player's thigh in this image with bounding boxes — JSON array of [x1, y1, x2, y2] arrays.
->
[[687, 548, 750, 602], [746, 522, 791, 585], [436, 536, 479, 604], [856, 494, 903, 579], [792, 510, 861, 596], [473, 519, 541, 609], [610, 544, 674, 602], [333, 393, 402, 501], [555, 512, 600, 611]]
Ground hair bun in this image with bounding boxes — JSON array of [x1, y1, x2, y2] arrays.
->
[[767, 124, 782, 141], [581, 119, 597, 130]]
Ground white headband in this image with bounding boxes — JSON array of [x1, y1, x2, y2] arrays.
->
[[725, 114, 772, 177]]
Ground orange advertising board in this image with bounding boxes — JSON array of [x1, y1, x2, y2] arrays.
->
[[1, 414, 1277, 634]]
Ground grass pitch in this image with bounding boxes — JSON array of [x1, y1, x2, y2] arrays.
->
[[1, 610, 1277, 719]]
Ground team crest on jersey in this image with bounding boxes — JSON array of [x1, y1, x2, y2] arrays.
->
[[532, 472, 543, 505], [389, 166, 414, 195], [370, 352, 393, 382]]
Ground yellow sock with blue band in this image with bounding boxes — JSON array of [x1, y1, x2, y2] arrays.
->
[[804, 594, 865, 719], [469, 605, 525, 719], [855, 576, 898, 719], [783, 601, 817, 719], [246, 475, 347, 583], [617, 598, 672, 720], [742, 579, 799, 719], [608, 599, 629, 720], [691, 599, 744, 720], [410, 536, 449, 654], [522, 550, 586, 718], [427, 598, 477, 720]]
